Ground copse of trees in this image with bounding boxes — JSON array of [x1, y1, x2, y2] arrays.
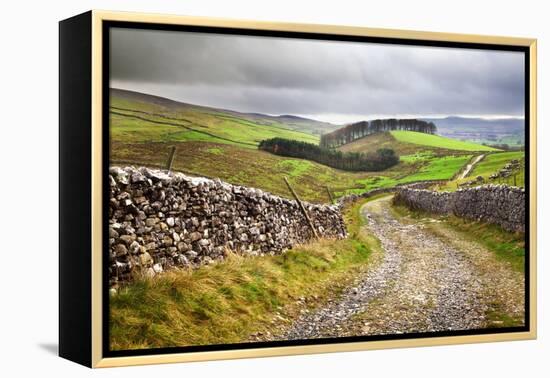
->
[[320, 119, 437, 148], [259, 138, 399, 172]]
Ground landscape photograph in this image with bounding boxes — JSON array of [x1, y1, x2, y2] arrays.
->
[[106, 27, 527, 351]]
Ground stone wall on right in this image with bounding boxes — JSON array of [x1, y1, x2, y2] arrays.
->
[[394, 185, 525, 233]]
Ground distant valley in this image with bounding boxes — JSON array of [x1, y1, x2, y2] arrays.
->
[[422, 116, 524, 147]]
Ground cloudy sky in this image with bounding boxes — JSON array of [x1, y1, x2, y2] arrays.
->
[[110, 27, 525, 124]]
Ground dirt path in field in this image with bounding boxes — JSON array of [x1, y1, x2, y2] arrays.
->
[[277, 195, 524, 340], [458, 154, 485, 179]]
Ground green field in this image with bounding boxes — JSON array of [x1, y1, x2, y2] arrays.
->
[[339, 131, 443, 156], [470, 151, 524, 178], [398, 155, 473, 182], [339, 131, 489, 170], [339, 155, 473, 195], [438, 151, 525, 191], [390, 130, 499, 152], [110, 103, 319, 148]]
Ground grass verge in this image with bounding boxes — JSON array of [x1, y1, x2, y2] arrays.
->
[[110, 199, 377, 350], [437, 217, 525, 274]]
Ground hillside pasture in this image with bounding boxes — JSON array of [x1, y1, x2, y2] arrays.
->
[[110, 98, 320, 148], [111, 141, 384, 203], [438, 151, 525, 191], [390, 130, 499, 152], [109, 90, 481, 203], [470, 151, 524, 178], [338, 132, 441, 156], [340, 155, 473, 195]]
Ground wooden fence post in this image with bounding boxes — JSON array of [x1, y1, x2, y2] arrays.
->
[[166, 146, 177, 172], [325, 185, 335, 204], [284, 177, 319, 239]]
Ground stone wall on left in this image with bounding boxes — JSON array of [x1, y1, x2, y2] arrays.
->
[[108, 166, 347, 287]]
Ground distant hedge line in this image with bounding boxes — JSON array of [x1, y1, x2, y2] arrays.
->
[[259, 138, 399, 172]]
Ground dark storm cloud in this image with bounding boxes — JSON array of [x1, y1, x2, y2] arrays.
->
[[110, 28, 525, 121]]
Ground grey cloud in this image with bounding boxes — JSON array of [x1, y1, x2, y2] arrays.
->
[[110, 27, 525, 119]]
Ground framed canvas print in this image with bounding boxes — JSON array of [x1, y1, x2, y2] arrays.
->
[[59, 10, 537, 368]]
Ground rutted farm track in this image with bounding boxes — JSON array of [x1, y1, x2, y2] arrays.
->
[[268, 195, 525, 340], [458, 154, 485, 179]]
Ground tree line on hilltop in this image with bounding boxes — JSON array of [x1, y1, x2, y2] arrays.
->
[[259, 138, 399, 172], [320, 119, 437, 148]]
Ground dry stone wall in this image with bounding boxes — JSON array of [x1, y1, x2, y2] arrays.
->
[[394, 185, 525, 232], [337, 180, 446, 207], [108, 166, 347, 287]]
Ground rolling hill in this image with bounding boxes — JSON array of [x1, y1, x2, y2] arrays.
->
[[109, 88, 506, 202], [338, 130, 497, 156], [110, 89, 381, 202], [111, 88, 339, 140], [333, 130, 501, 195]]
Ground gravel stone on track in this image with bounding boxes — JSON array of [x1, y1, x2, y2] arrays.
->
[[278, 196, 511, 340]]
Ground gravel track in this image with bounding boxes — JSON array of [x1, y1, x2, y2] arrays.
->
[[277, 195, 523, 340], [458, 154, 486, 179]]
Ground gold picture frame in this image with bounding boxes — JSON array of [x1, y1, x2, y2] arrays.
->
[[59, 10, 537, 368]]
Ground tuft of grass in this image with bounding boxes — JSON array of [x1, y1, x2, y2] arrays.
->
[[485, 302, 525, 328], [109, 199, 377, 351], [206, 147, 224, 155]]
